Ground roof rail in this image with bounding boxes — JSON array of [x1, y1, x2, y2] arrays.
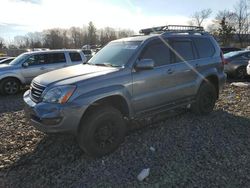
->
[[139, 25, 204, 35]]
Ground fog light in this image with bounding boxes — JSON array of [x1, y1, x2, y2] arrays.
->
[[41, 117, 62, 125]]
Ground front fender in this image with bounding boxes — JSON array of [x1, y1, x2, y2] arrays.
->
[[72, 85, 134, 116], [0, 72, 25, 84]]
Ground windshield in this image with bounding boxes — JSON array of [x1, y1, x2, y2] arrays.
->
[[88, 41, 141, 67], [9, 53, 29, 65], [224, 51, 244, 59]]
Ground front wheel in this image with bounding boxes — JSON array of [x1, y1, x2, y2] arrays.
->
[[77, 106, 127, 158], [191, 82, 217, 115], [0, 78, 20, 95]]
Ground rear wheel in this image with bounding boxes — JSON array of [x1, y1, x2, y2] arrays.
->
[[191, 82, 217, 115], [235, 66, 247, 79], [0, 78, 20, 95], [77, 106, 127, 158]]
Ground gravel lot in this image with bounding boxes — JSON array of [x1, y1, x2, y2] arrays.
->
[[0, 82, 250, 187]]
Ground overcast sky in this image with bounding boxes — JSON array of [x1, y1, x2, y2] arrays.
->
[[0, 0, 239, 41]]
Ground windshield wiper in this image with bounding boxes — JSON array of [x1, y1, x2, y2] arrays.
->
[[84, 62, 92, 65], [95, 63, 121, 67]]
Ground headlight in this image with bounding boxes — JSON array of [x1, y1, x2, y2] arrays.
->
[[43, 85, 76, 104]]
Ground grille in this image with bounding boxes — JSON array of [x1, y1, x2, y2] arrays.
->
[[30, 82, 46, 102]]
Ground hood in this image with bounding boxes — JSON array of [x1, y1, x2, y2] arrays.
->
[[0, 63, 14, 71], [34, 64, 119, 86]]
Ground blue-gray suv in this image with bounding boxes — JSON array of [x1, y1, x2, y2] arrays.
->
[[24, 25, 226, 157]]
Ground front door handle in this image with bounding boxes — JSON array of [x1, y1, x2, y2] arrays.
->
[[40, 67, 46, 70], [167, 68, 174, 74], [195, 63, 200, 68]]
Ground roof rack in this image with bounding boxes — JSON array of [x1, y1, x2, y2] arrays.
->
[[139, 25, 204, 35]]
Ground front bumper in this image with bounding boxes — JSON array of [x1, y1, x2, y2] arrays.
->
[[23, 90, 87, 134]]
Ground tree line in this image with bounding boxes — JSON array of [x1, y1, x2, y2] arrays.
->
[[190, 0, 250, 47], [1, 0, 250, 50], [1, 21, 134, 50]]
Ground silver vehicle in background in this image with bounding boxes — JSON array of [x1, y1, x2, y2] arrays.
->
[[0, 49, 87, 95], [0, 57, 15, 64], [247, 60, 250, 76], [224, 50, 250, 79]]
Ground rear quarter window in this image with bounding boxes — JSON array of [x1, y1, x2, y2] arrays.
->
[[69, 52, 82, 62], [193, 38, 215, 59]]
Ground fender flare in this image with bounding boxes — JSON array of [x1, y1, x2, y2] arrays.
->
[[0, 72, 25, 84], [75, 85, 134, 117]]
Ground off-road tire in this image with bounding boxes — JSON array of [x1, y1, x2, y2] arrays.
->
[[191, 82, 217, 115], [77, 106, 127, 158]]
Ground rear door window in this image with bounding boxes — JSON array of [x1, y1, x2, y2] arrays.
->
[[193, 38, 215, 58], [47, 53, 66, 64], [69, 52, 82, 62], [171, 40, 195, 63]]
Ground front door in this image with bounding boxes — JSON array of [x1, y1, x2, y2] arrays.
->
[[21, 53, 67, 84], [21, 54, 48, 84], [132, 39, 175, 114]]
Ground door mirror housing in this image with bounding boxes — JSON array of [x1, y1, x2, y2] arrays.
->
[[22, 62, 29, 67], [135, 59, 154, 71]]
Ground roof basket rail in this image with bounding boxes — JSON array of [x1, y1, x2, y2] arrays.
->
[[139, 25, 204, 35]]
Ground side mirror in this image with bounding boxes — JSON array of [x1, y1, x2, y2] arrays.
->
[[22, 62, 29, 67], [135, 59, 154, 71]]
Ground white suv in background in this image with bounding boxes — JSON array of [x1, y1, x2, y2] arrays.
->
[[247, 61, 250, 76], [0, 49, 87, 95]]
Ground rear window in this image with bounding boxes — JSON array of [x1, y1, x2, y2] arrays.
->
[[82, 50, 92, 55], [193, 38, 215, 58], [69, 52, 82, 62]]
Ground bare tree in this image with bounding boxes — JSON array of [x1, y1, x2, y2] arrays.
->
[[10, 22, 135, 49], [14, 36, 29, 48], [87, 21, 97, 46], [207, 10, 235, 36], [232, 0, 249, 47], [43, 29, 64, 49], [0, 37, 5, 49], [190, 9, 212, 27], [69, 27, 85, 48], [99, 27, 117, 46]]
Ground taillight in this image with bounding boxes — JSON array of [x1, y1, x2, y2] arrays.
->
[[220, 51, 228, 65]]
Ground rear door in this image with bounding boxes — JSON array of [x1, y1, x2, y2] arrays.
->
[[167, 38, 199, 99], [43, 52, 67, 71]]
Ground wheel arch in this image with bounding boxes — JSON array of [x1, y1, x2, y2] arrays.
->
[[83, 95, 130, 117], [0, 73, 25, 85], [197, 74, 219, 99]]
